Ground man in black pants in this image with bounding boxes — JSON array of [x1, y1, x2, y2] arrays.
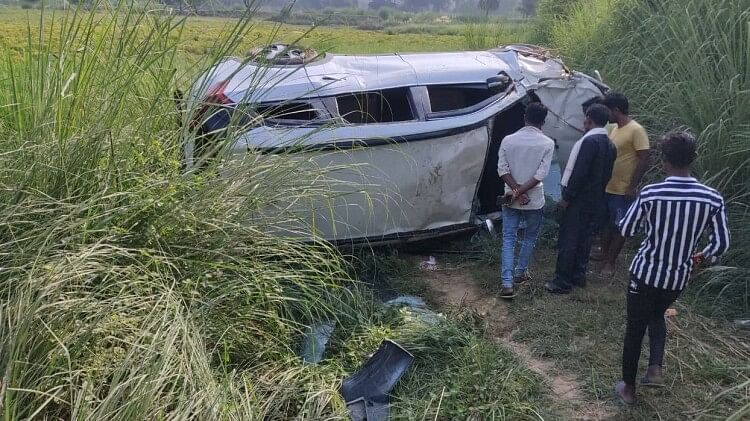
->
[[614, 131, 730, 405], [545, 104, 616, 293]]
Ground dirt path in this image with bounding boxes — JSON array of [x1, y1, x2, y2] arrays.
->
[[416, 257, 613, 420]]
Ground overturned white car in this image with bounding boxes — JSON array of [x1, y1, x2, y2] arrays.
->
[[184, 44, 607, 244]]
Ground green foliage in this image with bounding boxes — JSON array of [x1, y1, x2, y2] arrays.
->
[[542, 0, 750, 319], [536, 3, 749, 416], [533, 0, 582, 42], [462, 20, 532, 49]]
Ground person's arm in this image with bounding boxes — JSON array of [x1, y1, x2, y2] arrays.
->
[[626, 128, 651, 197], [619, 195, 645, 237], [561, 137, 595, 205], [701, 200, 731, 258], [497, 142, 520, 190], [501, 174, 521, 191], [516, 142, 554, 196]]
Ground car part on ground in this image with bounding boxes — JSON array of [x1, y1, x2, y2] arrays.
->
[[342, 340, 414, 421]]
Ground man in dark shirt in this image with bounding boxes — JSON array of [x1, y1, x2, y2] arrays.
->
[[545, 104, 617, 294], [614, 131, 730, 405]]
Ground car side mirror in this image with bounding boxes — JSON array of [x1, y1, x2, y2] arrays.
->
[[487, 73, 512, 93]]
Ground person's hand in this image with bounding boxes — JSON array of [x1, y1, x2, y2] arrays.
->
[[625, 185, 638, 199], [519, 193, 530, 205], [692, 252, 705, 267]]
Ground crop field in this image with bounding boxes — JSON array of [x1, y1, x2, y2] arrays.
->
[[0, 8, 476, 58], [0, 0, 747, 420]]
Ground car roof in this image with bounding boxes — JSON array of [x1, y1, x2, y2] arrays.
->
[[193, 45, 577, 104]]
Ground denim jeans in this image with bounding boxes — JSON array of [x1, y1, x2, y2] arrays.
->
[[501, 208, 544, 288]]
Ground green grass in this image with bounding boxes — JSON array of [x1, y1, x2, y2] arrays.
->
[[464, 237, 750, 420]]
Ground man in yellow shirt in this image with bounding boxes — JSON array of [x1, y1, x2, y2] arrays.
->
[[600, 92, 650, 276]]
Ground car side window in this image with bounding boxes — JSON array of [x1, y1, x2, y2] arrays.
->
[[426, 84, 497, 114], [336, 88, 414, 124]]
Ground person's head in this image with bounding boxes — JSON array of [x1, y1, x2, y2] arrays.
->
[[603, 92, 629, 123], [659, 131, 697, 173], [582, 96, 604, 113], [583, 103, 610, 131], [524, 102, 548, 128]]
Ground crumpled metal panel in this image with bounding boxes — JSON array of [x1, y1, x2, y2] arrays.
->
[[264, 126, 490, 242]]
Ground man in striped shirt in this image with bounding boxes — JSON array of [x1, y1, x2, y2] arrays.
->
[[614, 131, 730, 405]]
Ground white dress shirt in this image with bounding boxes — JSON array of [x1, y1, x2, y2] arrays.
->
[[497, 126, 555, 210]]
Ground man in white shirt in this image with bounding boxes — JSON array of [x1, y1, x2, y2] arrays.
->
[[497, 102, 555, 299]]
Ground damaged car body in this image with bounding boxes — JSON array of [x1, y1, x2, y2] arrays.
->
[[183, 44, 608, 245]]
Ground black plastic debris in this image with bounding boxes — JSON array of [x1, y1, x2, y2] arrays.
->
[[346, 397, 367, 421], [300, 321, 335, 364], [346, 396, 391, 421], [342, 340, 413, 421]]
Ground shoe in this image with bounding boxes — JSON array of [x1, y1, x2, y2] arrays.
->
[[590, 249, 605, 261], [544, 282, 572, 294], [500, 286, 516, 300], [640, 365, 665, 387], [613, 381, 636, 405], [513, 272, 532, 285]]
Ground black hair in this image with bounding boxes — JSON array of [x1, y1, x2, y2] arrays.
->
[[525, 102, 548, 127], [660, 131, 697, 169], [582, 96, 604, 112], [603, 92, 630, 115], [585, 104, 610, 127]]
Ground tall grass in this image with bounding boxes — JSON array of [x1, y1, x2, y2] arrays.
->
[[0, 3, 550, 418], [0, 2, 360, 418], [539, 0, 749, 417], [462, 21, 532, 49], [542, 0, 750, 318]]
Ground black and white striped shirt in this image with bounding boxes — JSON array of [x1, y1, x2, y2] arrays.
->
[[619, 176, 730, 291]]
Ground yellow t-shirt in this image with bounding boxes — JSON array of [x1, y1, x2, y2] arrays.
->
[[606, 120, 650, 195]]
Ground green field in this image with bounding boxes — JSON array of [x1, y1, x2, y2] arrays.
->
[[0, 8, 502, 58]]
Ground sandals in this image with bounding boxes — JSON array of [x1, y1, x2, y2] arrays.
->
[[640, 377, 665, 387]]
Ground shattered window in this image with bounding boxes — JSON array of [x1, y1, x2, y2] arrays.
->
[[256, 102, 320, 121], [336, 88, 414, 124], [427, 84, 496, 113]]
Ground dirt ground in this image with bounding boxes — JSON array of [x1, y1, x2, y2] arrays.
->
[[403, 240, 749, 421], [415, 255, 614, 420]]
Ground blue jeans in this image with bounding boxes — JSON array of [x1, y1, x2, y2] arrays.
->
[[501, 208, 544, 288]]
